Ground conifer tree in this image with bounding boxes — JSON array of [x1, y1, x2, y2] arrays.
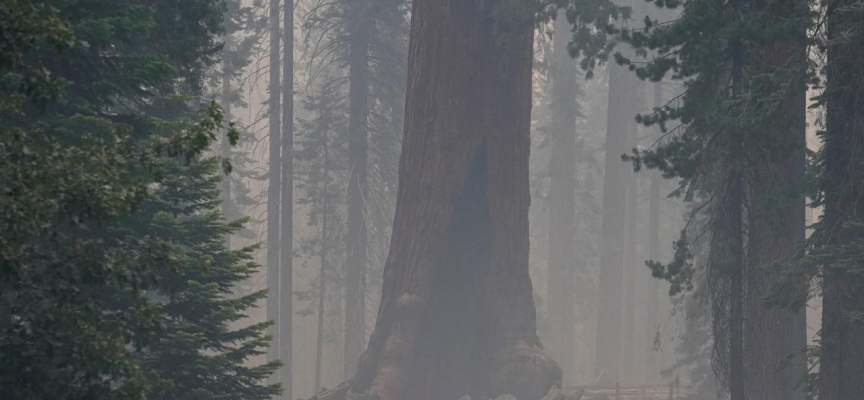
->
[[810, 0, 864, 396], [214, 0, 265, 251], [280, 0, 295, 396], [617, 0, 812, 396], [0, 1, 278, 398], [295, 72, 348, 391], [266, 0, 284, 381], [135, 157, 281, 400]]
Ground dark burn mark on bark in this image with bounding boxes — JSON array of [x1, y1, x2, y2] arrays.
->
[[413, 142, 490, 400]]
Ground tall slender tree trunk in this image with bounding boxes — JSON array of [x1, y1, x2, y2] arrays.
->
[[726, 173, 745, 400], [621, 168, 638, 384], [281, 0, 294, 397], [316, 137, 330, 393], [221, 55, 233, 250], [344, 0, 370, 379], [642, 81, 662, 385], [819, 2, 864, 398], [595, 60, 633, 385], [744, 29, 808, 400], [266, 0, 283, 383], [621, 83, 643, 384], [709, 159, 746, 400], [314, 0, 562, 398], [546, 12, 578, 384], [727, 28, 745, 400]]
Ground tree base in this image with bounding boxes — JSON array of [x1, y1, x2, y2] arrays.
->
[[311, 382, 576, 400]]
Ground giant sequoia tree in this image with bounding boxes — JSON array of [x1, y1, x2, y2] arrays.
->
[[312, 0, 564, 397]]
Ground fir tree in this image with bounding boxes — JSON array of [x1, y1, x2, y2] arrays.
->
[[0, 1, 278, 398], [133, 156, 281, 400], [0, 0, 243, 399], [805, 0, 864, 396], [295, 73, 349, 391], [616, 0, 813, 397], [211, 0, 265, 248]]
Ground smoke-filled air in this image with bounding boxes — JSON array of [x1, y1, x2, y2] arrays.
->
[[4, 0, 862, 399]]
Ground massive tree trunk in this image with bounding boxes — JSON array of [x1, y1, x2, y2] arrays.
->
[[281, 0, 295, 397], [344, 0, 371, 380], [818, 2, 864, 398], [546, 12, 579, 384], [316, 0, 561, 398], [267, 0, 283, 384], [743, 34, 808, 400], [595, 59, 634, 385]]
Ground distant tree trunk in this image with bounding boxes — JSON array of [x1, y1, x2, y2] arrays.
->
[[316, 137, 331, 392], [712, 166, 745, 400], [818, 2, 864, 398], [267, 0, 283, 383], [281, 0, 295, 397], [344, 0, 370, 380], [546, 12, 578, 384], [642, 81, 662, 385], [595, 60, 633, 384], [221, 55, 233, 250], [727, 30, 745, 400], [621, 83, 643, 385], [743, 33, 807, 400], [315, 0, 562, 398], [621, 169, 638, 384]]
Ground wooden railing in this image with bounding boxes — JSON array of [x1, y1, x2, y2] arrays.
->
[[567, 383, 691, 400]]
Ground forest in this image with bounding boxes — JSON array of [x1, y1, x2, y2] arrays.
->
[[1, 0, 862, 399]]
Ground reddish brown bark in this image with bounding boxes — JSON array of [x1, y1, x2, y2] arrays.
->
[[315, 0, 561, 398]]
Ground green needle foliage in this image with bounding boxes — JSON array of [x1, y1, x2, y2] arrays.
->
[[615, 0, 812, 305], [133, 156, 281, 400], [0, 1, 278, 399], [609, 0, 813, 393]]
